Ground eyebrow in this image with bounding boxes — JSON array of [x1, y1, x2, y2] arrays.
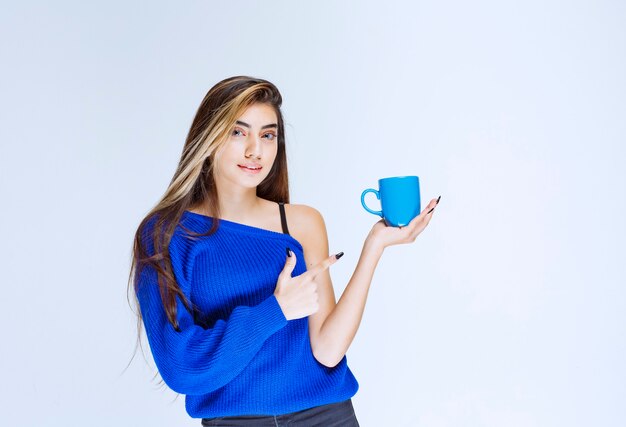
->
[[235, 120, 278, 130]]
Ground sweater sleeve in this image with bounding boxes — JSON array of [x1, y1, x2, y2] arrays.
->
[[135, 226, 288, 396]]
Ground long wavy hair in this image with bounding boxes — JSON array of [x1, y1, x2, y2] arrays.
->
[[124, 76, 290, 377]]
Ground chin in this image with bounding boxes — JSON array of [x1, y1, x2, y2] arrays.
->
[[241, 176, 268, 188], [228, 165, 273, 188]]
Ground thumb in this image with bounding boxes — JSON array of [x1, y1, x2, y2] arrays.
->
[[280, 247, 298, 278]]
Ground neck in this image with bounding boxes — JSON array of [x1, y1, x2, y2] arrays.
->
[[216, 190, 262, 221], [190, 169, 267, 220]]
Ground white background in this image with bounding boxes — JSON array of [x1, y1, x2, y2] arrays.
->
[[1, 1, 625, 426]]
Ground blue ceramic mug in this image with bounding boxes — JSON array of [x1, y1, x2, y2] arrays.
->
[[361, 176, 421, 227]]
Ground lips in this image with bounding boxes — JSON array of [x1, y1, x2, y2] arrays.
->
[[238, 164, 262, 170], [238, 164, 263, 174]]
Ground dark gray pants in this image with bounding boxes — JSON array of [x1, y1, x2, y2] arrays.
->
[[200, 399, 360, 427]]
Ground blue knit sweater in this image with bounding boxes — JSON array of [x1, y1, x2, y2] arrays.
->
[[136, 210, 359, 418]]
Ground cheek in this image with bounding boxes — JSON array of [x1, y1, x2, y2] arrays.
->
[[267, 148, 278, 168], [270, 143, 279, 159], [215, 145, 236, 166], [212, 151, 232, 177]]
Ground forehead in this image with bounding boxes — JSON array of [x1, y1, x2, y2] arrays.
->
[[237, 103, 277, 125]]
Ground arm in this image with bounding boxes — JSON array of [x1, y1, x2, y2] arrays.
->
[[136, 263, 288, 395], [302, 198, 439, 367]]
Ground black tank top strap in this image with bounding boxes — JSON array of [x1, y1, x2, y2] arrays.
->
[[277, 201, 291, 235]]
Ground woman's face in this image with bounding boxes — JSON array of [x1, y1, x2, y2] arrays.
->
[[213, 103, 279, 191]]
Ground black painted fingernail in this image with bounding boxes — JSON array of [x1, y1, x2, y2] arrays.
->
[[335, 252, 344, 260], [436, 195, 441, 204], [427, 207, 435, 214], [286, 247, 292, 257]]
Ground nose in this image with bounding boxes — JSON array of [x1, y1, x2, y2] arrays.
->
[[245, 134, 263, 159]]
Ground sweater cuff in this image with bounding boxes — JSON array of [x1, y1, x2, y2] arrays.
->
[[253, 294, 288, 333]]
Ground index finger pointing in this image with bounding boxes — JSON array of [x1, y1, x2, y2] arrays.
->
[[306, 252, 344, 279]]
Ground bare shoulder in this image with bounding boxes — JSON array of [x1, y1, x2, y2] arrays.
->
[[285, 203, 323, 217], [283, 203, 328, 260]]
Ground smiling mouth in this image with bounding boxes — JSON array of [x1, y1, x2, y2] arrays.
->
[[238, 165, 262, 173]]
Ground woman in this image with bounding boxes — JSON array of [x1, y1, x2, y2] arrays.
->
[[128, 75, 440, 426]]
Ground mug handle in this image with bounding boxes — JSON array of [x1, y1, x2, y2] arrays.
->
[[361, 189, 383, 217]]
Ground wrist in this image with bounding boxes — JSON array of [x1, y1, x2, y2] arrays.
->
[[364, 237, 384, 257]]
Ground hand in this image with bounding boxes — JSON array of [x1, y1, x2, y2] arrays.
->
[[365, 196, 440, 253], [274, 249, 343, 321]]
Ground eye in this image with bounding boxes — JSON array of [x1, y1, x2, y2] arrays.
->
[[232, 128, 245, 137], [263, 132, 277, 141]]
